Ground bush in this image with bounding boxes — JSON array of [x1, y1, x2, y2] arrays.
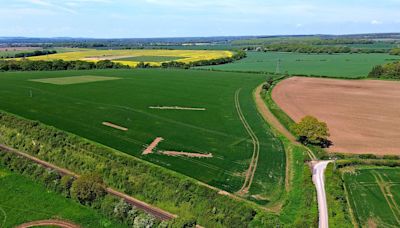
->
[[71, 173, 106, 205]]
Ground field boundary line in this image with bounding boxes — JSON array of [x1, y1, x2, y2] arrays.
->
[[0, 144, 176, 221], [235, 88, 260, 195]]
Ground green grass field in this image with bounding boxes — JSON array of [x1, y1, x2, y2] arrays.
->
[[0, 69, 285, 202], [0, 168, 126, 228], [196, 52, 400, 78], [343, 167, 400, 227], [115, 56, 183, 62]]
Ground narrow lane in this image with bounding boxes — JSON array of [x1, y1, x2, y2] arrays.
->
[[312, 161, 331, 228]]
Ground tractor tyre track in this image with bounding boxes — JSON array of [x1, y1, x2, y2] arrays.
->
[[235, 89, 260, 195]]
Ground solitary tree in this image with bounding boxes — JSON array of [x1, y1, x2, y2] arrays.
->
[[292, 116, 330, 147], [71, 173, 106, 205]]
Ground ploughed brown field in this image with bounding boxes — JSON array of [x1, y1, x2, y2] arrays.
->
[[272, 76, 400, 155]]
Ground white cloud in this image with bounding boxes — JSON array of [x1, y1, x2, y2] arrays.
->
[[371, 20, 382, 25]]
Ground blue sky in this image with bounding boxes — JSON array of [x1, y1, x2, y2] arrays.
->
[[1, 0, 399, 38]]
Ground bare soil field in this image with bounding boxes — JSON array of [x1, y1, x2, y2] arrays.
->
[[272, 76, 400, 155]]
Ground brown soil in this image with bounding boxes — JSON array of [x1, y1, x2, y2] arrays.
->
[[142, 137, 164, 155], [102, 122, 128, 131], [160, 151, 213, 158], [272, 77, 400, 155], [15, 219, 80, 228]]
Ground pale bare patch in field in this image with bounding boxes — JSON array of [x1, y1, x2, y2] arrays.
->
[[142, 137, 164, 155], [160, 151, 213, 158], [30, 76, 120, 85], [149, 106, 206, 111], [273, 77, 400, 155], [102, 122, 128, 131]]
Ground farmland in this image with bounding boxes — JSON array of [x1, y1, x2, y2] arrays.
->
[[272, 76, 400, 155], [0, 167, 126, 228], [0, 69, 285, 202], [196, 51, 400, 78], [20, 49, 234, 67], [343, 167, 400, 227]]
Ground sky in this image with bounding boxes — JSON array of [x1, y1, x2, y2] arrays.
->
[[0, 0, 399, 38]]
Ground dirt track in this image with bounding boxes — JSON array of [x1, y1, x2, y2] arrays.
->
[[272, 77, 400, 155], [0, 144, 176, 221], [16, 219, 80, 228]]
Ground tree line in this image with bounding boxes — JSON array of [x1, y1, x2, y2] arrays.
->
[[246, 44, 387, 54], [0, 50, 58, 59], [0, 59, 130, 71]]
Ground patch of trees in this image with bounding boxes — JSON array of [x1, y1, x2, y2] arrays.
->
[[0, 111, 280, 227], [0, 151, 160, 227], [10, 50, 57, 58], [292, 116, 331, 148], [390, 48, 400, 55], [0, 59, 130, 71], [369, 61, 400, 79]]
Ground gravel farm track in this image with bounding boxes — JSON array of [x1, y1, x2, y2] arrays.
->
[[15, 219, 80, 228], [272, 77, 400, 155], [0, 144, 176, 221]]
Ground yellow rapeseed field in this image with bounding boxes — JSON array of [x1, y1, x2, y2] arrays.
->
[[23, 49, 234, 67]]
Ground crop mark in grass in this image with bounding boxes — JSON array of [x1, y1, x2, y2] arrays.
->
[[0, 206, 7, 228], [373, 172, 400, 225], [30, 76, 120, 85], [149, 106, 206, 111], [235, 88, 260, 195], [142, 137, 164, 155], [102, 122, 128, 131]]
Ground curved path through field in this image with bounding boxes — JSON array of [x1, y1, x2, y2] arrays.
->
[[0, 144, 176, 221], [254, 83, 329, 227], [16, 219, 80, 228], [235, 88, 260, 195]]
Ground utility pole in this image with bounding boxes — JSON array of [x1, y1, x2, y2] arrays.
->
[[275, 59, 281, 74]]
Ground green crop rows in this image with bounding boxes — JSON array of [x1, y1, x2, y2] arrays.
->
[[196, 52, 400, 78], [343, 167, 400, 227], [0, 69, 285, 203]]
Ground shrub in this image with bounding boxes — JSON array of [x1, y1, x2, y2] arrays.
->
[[71, 173, 106, 205]]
